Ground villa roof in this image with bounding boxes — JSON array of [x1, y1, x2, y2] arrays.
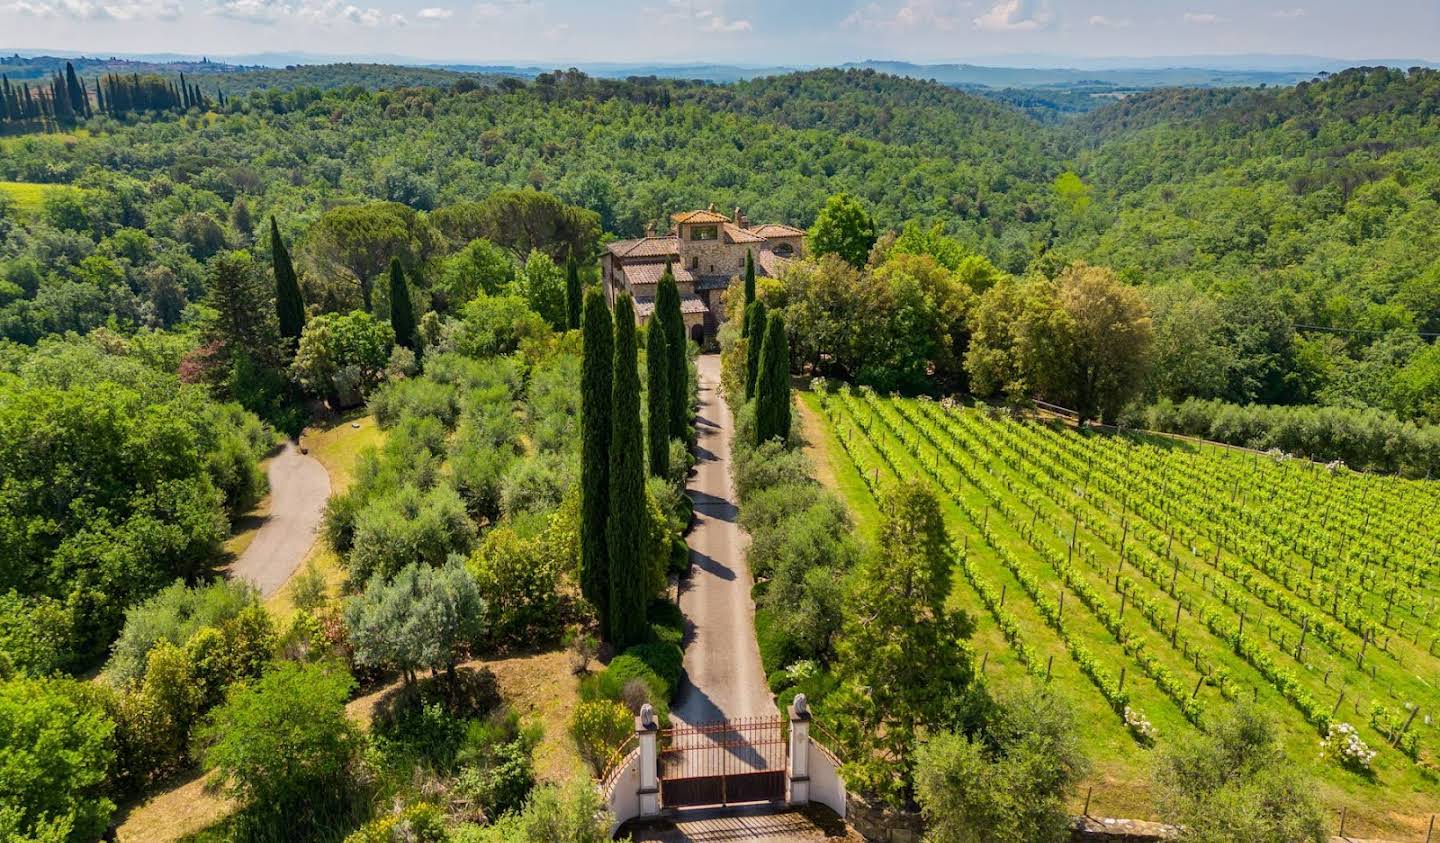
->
[[607, 236, 680, 259], [635, 293, 709, 317], [723, 223, 765, 244], [748, 223, 806, 238], [622, 262, 691, 287], [671, 209, 731, 225]]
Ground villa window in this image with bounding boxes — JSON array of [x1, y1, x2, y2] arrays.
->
[[773, 242, 795, 258], [690, 225, 718, 241]]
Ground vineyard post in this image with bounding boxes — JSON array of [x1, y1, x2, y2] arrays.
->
[[1083, 787, 1092, 818], [999, 583, 1006, 607], [1424, 814, 1433, 843], [1332, 691, 1345, 717], [1338, 807, 1346, 838], [1401, 705, 1419, 737], [980, 652, 988, 673], [1058, 590, 1065, 623], [1357, 631, 1369, 668], [1192, 676, 1204, 699], [1119, 591, 1127, 620], [1045, 655, 1053, 682], [1296, 617, 1309, 662], [1172, 601, 1182, 645], [1118, 666, 1125, 692]]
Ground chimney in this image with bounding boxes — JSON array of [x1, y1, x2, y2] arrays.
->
[[707, 202, 716, 212], [644, 222, 656, 238], [734, 206, 746, 227]]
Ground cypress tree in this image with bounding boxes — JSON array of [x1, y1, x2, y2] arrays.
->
[[579, 288, 614, 630], [607, 293, 648, 647], [654, 264, 687, 439], [565, 254, 582, 330], [646, 321, 670, 478], [388, 257, 418, 353], [271, 217, 306, 344], [743, 249, 756, 318], [744, 299, 767, 400], [63, 62, 86, 117], [755, 312, 791, 446]]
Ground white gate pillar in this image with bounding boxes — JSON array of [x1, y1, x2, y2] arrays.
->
[[637, 703, 661, 817], [788, 693, 811, 805]]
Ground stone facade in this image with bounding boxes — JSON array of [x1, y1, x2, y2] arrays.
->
[[602, 206, 805, 346]]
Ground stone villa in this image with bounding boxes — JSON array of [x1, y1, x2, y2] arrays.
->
[[602, 206, 804, 345]]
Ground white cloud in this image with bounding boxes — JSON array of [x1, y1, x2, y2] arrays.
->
[[843, 0, 975, 32], [703, 14, 749, 32], [1087, 14, 1129, 28], [1270, 7, 1306, 17], [1183, 11, 1225, 24], [3, 0, 180, 18], [974, 0, 1054, 32], [416, 5, 450, 17], [209, 0, 401, 26]]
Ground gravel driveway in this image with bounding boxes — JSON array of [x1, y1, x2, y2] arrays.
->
[[671, 354, 774, 724], [227, 440, 331, 597]]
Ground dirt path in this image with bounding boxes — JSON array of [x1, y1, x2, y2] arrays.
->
[[672, 354, 773, 724], [226, 440, 331, 597]]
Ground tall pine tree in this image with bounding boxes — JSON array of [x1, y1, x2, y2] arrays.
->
[[565, 254, 582, 330], [271, 217, 306, 345], [580, 288, 614, 631], [744, 300, 767, 401], [754, 312, 791, 446], [388, 257, 418, 354], [654, 264, 687, 439], [607, 293, 648, 647], [646, 321, 670, 479]]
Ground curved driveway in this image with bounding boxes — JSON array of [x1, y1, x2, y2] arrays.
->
[[672, 354, 773, 724], [228, 441, 331, 597]]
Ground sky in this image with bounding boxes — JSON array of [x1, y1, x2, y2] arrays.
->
[[3, 0, 1437, 66]]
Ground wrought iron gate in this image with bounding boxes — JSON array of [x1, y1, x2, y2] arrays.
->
[[658, 716, 787, 808]]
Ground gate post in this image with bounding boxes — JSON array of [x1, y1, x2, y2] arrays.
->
[[788, 694, 811, 806], [637, 704, 661, 817]]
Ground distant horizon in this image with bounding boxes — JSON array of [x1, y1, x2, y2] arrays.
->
[[3, 1, 1435, 70], [3, 48, 1437, 73]]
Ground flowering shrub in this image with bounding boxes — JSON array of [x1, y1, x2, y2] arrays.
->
[[1320, 722, 1376, 772], [1124, 706, 1156, 745]]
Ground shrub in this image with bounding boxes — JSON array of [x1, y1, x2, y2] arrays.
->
[[732, 438, 814, 500], [0, 676, 116, 843], [0, 591, 75, 678], [369, 378, 461, 431], [456, 777, 612, 843], [569, 699, 633, 776], [648, 599, 685, 648], [467, 526, 564, 646], [623, 643, 682, 701], [344, 802, 448, 843], [290, 562, 329, 612], [499, 451, 574, 518], [198, 661, 361, 823], [346, 484, 476, 583], [105, 579, 260, 687]]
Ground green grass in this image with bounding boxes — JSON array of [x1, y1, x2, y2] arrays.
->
[[0, 180, 68, 215], [808, 390, 1440, 838]]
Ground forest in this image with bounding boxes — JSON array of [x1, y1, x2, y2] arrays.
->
[[1, 60, 1440, 842]]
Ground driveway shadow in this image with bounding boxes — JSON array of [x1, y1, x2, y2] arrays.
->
[[690, 550, 737, 582], [690, 490, 737, 522]]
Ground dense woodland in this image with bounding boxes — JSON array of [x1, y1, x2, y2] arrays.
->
[[1, 61, 1440, 842]]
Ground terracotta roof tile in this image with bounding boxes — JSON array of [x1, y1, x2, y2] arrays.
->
[[623, 263, 695, 287], [748, 223, 807, 238], [635, 293, 708, 317], [723, 224, 765, 244], [607, 237, 679, 259], [757, 250, 792, 278], [671, 209, 731, 225]]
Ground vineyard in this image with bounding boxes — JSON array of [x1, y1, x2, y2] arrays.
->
[[804, 385, 1440, 832]]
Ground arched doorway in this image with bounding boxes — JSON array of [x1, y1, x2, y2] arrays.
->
[[690, 323, 705, 345]]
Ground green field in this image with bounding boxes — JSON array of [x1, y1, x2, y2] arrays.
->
[[803, 387, 1440, 839], [0, 180, 68, 215]]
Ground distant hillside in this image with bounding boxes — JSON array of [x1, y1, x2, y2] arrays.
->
[[839, 60, 1322, 89]]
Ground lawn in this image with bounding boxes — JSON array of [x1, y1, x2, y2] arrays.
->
[[806, 388, 1440, 840], [0, 180, 68, 215]]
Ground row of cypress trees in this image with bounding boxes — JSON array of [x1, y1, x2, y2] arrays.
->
[[580, 269, 689, 647], [739, 250, 791, 445], [1, 64, 219, 129]]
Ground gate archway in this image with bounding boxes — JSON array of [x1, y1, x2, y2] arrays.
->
[[658, 717, 787, 809]]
